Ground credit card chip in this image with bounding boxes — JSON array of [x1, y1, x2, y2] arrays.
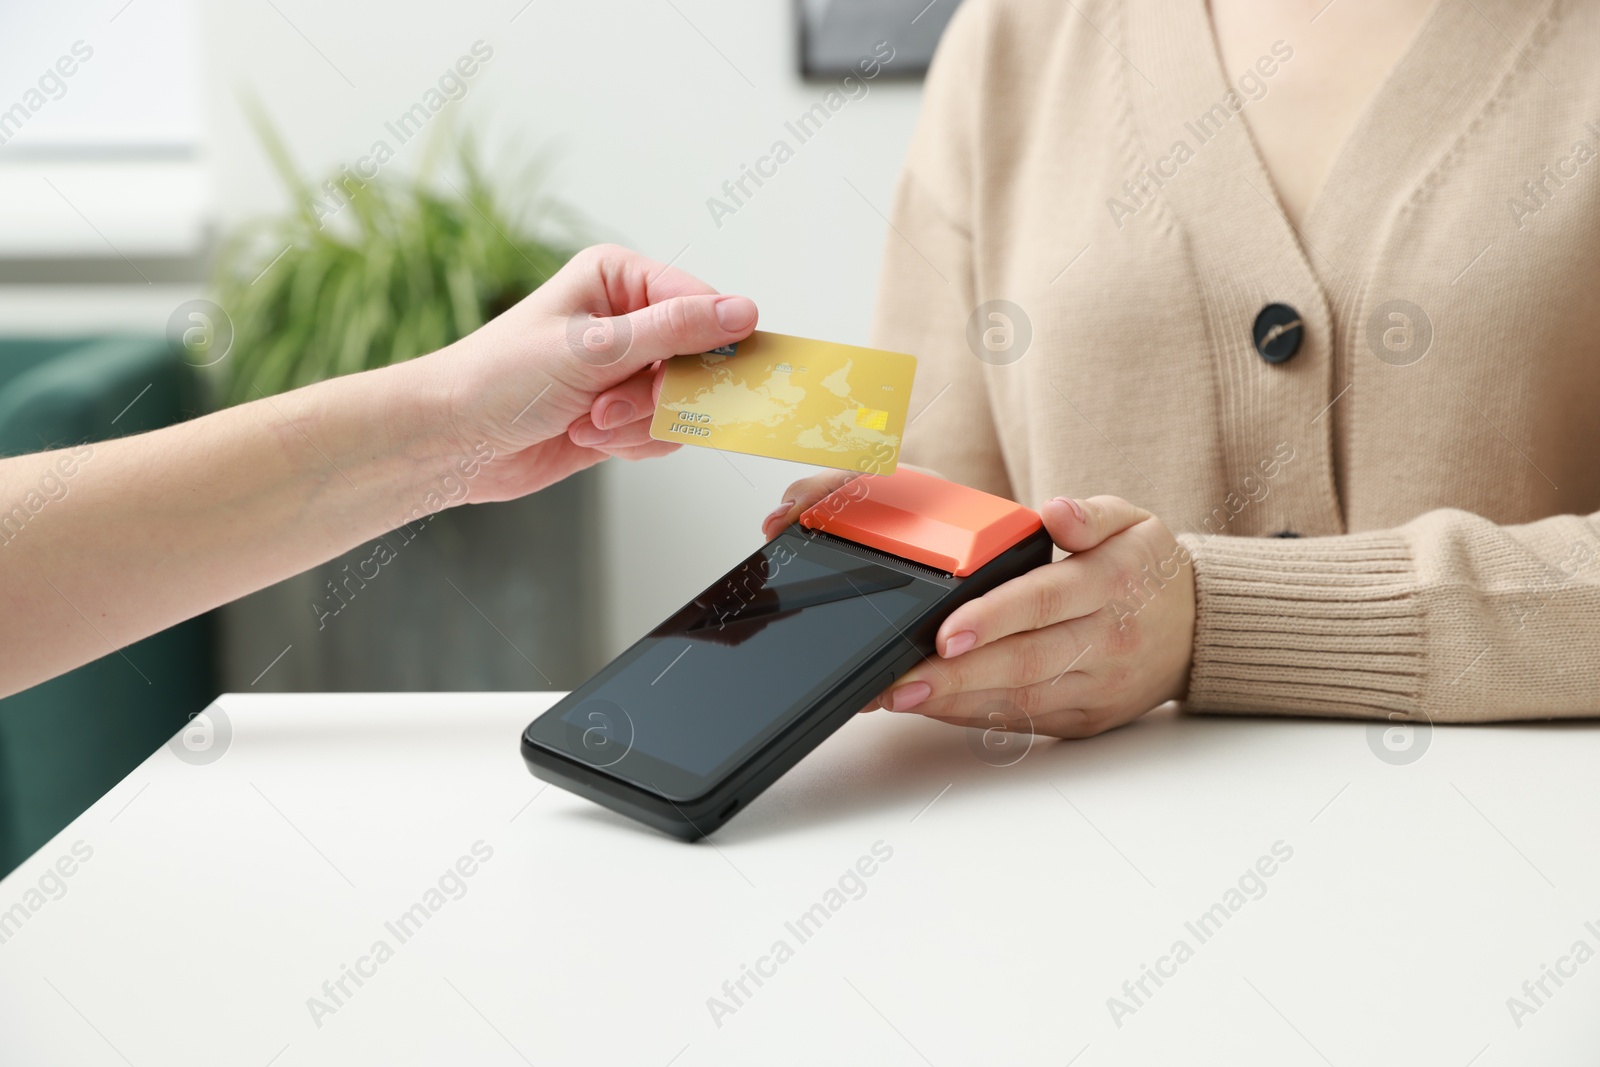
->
[[855, 406, 889, 431]]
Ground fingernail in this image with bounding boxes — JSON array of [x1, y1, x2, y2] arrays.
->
[[571, 423, 612, 446], [600, 400, 635, 429], [1053, 496, 1086, 523], [715, 295, 757, 331], [763, 501, 794, 528], [942, 630, 978, 658], [888, 681, 932, 711]]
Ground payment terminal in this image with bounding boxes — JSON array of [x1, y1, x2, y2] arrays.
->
[[520, 469, 1052, 839]]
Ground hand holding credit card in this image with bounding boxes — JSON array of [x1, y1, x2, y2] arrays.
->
[[648, 331, 917, 475]]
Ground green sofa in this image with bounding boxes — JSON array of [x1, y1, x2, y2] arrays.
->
[[0, 336, 216, 877]]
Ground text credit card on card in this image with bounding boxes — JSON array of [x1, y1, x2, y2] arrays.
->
[[649, 331, 917, 475]]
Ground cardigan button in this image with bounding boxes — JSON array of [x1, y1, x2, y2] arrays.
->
[[1252, 304, 1304, 364]]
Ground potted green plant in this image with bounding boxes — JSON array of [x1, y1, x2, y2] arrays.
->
[[208, 118, 603, 693], [213, 119, 572, 404]]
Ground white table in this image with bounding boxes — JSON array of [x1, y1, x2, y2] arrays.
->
[[1, 693, 1596, 1066]]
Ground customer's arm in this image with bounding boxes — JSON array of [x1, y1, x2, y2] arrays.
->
[[0, 244, 757, 698]]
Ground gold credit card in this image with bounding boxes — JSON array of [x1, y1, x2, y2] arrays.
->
[[650, 331, 917, 475]]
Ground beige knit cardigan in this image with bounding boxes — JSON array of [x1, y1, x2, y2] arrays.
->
[[879, 0, 1600, 722]]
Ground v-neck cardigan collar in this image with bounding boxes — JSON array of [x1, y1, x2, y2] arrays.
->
[[1112, 0, 1564, 533]]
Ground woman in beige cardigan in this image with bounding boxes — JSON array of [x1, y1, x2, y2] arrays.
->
[[761, 0, 1600, 737]]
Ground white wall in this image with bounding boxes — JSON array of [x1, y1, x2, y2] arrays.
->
[[0, 0, 926, 660], [0, 1, 206, 324]]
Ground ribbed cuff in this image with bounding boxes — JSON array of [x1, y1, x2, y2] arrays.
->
[[1177, 532, 1424, 719]]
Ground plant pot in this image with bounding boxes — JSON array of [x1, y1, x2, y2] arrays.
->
[[218, 468, 602, 692]]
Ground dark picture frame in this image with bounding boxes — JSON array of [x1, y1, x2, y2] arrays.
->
[[796, 0, 965, 80]]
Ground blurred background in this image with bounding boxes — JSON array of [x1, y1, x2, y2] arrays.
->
[[0, 0, 963, 870]]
